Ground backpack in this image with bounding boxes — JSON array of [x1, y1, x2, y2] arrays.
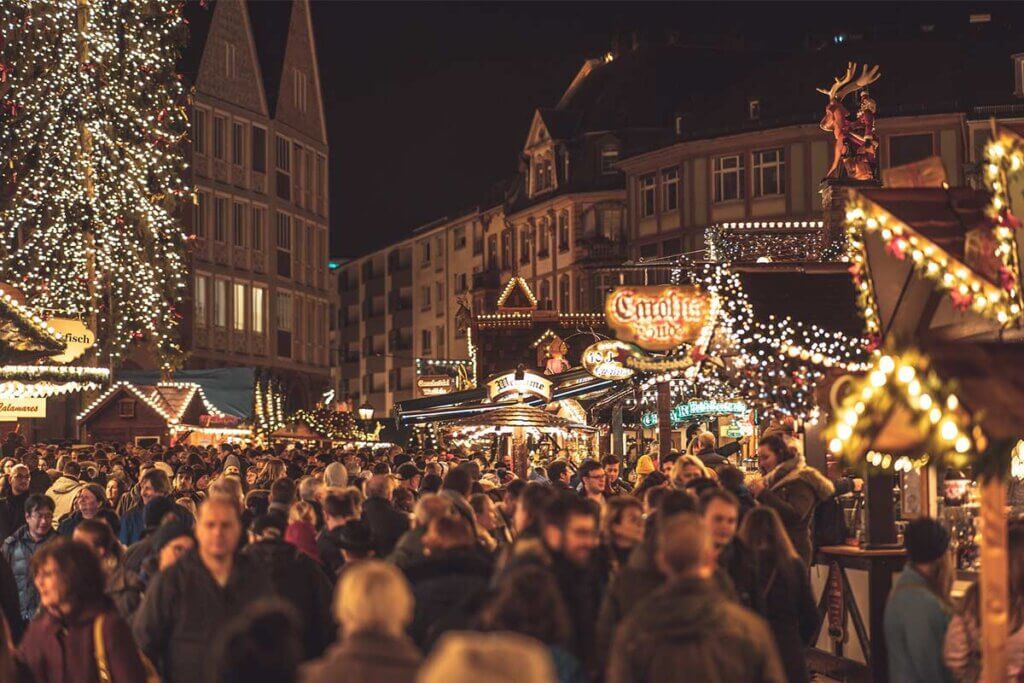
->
[[813, 492, 851, 549]]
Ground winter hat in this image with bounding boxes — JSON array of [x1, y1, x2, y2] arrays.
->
[[144, 496, 177, 530], [323, 462, 348, 488], [904, 517, 950, 564], [335, 520, 373, 554], [150, 519, 193, 555]]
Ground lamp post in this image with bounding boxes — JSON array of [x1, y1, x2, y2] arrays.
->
[[358, 402, 374, 421]]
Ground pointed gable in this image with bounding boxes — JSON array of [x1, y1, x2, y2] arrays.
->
[[271, 0, 327, 143], [497, 277, 538, 311], [195, 0, 268, 116]]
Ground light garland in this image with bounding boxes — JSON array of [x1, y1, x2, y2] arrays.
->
[[0, 1, 191, 366], [496, 276, 538, 308], [982, 128, 1024, 318], [706, 220, 835, 263]]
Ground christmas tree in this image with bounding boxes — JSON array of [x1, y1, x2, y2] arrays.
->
[[0, 0, 191, 366]]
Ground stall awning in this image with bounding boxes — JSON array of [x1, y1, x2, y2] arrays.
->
[[447, 404, 592, 431]]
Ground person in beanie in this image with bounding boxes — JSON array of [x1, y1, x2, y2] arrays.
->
[[884, 516, 955, 683]]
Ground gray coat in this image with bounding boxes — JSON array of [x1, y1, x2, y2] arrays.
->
[[1, 526, 57, 623]]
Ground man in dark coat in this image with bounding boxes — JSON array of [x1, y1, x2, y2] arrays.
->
[[242, 514, 334, 658], [134, 497, 273, 683], [694, 431, 728, 468], [700, 488, 760, 614], [360, 474, 409, 557], [0, 550, 22, 643], [0, 464, 31, 541], [19, 450, 49, 496], [607, 514, 786, 683]]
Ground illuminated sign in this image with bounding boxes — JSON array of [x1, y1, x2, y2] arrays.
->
[[486, 369, 552, 403], [605, 285, 711, 351], [581, 340, 636, 380], [640, 400, 748, 428], [0, 397, 46, 421], [416, 375, 453, 397], [46, 318, 96, 364]]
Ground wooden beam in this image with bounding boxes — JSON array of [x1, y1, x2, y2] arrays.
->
[[980, 475, 1008, 683]]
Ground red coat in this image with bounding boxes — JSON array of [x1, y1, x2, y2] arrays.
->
[[16, 602, 148, 683]]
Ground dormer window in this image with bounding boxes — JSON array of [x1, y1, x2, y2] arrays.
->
[[601, 145, 620, 174], [748, 99, 761, 121], [532, 155, 554, 195], [1015, 54, 1024, 97]]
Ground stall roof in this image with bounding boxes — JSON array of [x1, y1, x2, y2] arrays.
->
[[116, 368, 255, 419]]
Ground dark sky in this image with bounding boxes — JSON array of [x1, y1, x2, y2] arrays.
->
[[309, 1, 1017, 258]]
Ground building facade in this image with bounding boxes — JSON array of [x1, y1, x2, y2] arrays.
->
[[182, 0, 331, 409]]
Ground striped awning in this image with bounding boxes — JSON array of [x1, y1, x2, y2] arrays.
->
[[445, 403, 591, 431]]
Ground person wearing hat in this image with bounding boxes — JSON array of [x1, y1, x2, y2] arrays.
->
[[335, 520, 374, 569], [397, 463, 423, 499], [884, 517, 955, 683]]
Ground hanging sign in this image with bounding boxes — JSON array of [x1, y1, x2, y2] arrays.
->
[[487, 369, 552, 403], [582, 340, 636, 380], [46, 318, 96, 364], [0, 397, 46, 421], [416, 375, 453, 397], [640, 400, 748, 428], [605, 285, 711, 351]]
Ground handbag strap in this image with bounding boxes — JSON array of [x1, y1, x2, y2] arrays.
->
[[94, 614, 112, 683]]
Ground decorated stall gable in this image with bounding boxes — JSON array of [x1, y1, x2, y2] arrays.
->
[[605, 285, 711, 351]]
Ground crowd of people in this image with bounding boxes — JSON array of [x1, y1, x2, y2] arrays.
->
[[0, 427, 990, 682]]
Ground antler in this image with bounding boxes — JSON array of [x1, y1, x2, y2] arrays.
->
[[816, 62, 855, 101], [836, 64, 881, 101]]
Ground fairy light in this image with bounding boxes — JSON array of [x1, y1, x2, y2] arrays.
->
[[0, 1, 191, 366]]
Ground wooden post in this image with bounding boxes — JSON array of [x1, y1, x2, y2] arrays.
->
[[980, 476, 1008, 683], [657, 382, 672, 464], [612, 403, 624, 463]]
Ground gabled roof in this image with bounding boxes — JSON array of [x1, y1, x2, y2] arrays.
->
[[536, 109, 583, 141], [77, 381, 223, 426], [0, 287, 65, 364], [246, 0, 293, 117], [496, 277, 538, 310], [178, 1, 217, 85]]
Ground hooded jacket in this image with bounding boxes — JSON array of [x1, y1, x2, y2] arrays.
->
[[607, 576, 786, 683], [1, 525, 57, 624], [44, 476, 83, 528], [756, 456, 835, 565]]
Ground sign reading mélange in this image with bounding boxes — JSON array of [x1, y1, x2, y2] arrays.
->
[[605, 285, 711, 351], [581, 340, 636, 380], [416, 375, 453, 397], [46, 318, 96, 364], [0, 397, 46, 421], [486, 370, 552, 403]]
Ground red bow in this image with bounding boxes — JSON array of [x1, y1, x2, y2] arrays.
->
[[950, 290, 974, 312], [885, 236, 908, 261], [999, 266, 1017, 291]]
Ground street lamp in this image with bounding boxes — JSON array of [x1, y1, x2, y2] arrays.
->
[[358, 402, 374, 421]]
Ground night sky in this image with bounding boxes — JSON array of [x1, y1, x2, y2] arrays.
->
[[309, 1, 1021, 258]]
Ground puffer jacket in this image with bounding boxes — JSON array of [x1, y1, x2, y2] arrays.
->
[[756, 456, 835, 565], [607, 576, 786, 683], [1, 526, 58, 623], [45, 476, 83, 528]]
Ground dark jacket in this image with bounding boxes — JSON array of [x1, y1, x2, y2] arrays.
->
[[118, 503, 147, 546], [2, 526, 58, 624], [316, 524, 347, 578], [241, 538, 334, 658], [132, 548, 273, 683], [756, 457, 835, 566], [552, 552, 604, 676], [596, 540, 664, 660], [0, 549, 22, 643], [56, 509, 120, 537], [756, 555, 820, 683], [403, 547, 493, 651], [0, 489, 28, 541], [361, 497, 409, 557], [17, 600, 148, 683], [387, 526, 428, 571], [107, 562, 146, 621], [301, 630, 422, 683], [719, 538, 761, 615], [696, 447, 728, 468], [607, 576, 787, 683]]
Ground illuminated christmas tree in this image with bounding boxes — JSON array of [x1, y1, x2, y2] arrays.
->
[[0, 0, 191, 367]]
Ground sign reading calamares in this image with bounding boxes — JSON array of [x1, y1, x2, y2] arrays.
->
[[605, 286, 711, 351], [0, 397, 46, 421]]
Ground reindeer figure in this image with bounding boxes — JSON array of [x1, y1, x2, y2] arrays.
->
[[817, 63, 881, 180]]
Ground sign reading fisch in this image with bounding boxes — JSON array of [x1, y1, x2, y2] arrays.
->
[[605, 285, 711, 351], [46, 318, 96, 364], [486, 370, 552, 403], [0, 397, 46, 421], [582, 340, 636, 380], [416, 375, 453, 397]]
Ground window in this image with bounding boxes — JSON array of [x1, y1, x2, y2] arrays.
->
[[316, 155, 326, 214], [194, 192, 208, 239], [231, 122, 244, 166], [713, 154, 745, 203], [533, 156, 553, 193], [558, 274, 570, 312], [420, 285, 431, 310], [639, 174, 656, 217], [224, 41, 237, 78], [421, 329, 432, 355], [558, 212, 569, 251], [520, 228, 532, 264], [275, 135, 291, 200], [252, 286, 265, 334], [118, 400, 136, 419], [539, 279, 551, 307], [251, 206, 264, 251], [212, 115, 226, 161], [662, 168, 680, 211], [601, 145, 620, 173], [251, 126, 267, 173], [194, 274, 208, 326], [662, 238, 682, 256], [487, 234, 498, 268], [232, 202, 245, 247], [214, 197, 227, 242], [501, 230, 514, 269], [293, 69, 308, 113], [276, 292, 292, 358], [889, 133, 934, 168], [193, 108, 207, 155], [600, 208, 623, 240], [276, 212, 291, 278], [472, 225, 483, 256], [420, 241, 431, 265], [232, 283, 246, 331], [453, 225, 466, 250], [435, 282, 444, 312], [748, 99, 760, 121], [213, 279, 228, 328], [538, 220, 550, 256], [454, 273, 467, 293], [752, 148, 785, 197]]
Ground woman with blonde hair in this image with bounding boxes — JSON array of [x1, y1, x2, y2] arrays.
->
[[670, 454, 712, 490], [738, 506, 818, 683], [302, 560, 421, 683]]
